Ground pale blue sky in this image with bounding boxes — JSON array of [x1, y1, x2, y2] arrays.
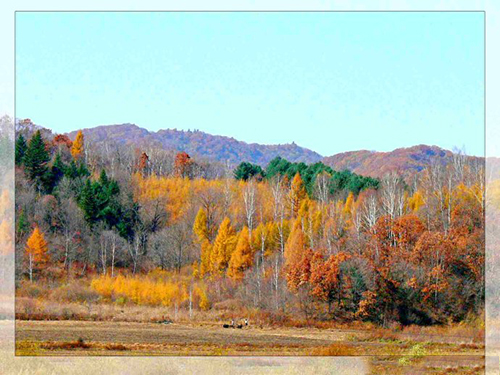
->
[[16, 12, 484, 156]]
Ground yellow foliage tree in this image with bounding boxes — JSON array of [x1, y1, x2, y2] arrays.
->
[[228, 226, 253, 281], [343, 192, 354, 216], [210, 217, 237, 276], [193, 208, 214, 277], [408, 190, 425, 212], [284, 219, 307, 269], [134, 173, 192, 224], [199, 240, 213, 277], [194, 284, 211, 310], [289, 173, 307, 218], [252, 221, 280, 257], [71, 130, 84, 159], [265, 221, 281, 256], [193, 208, 209, 243], [25, 226, 49, 282]]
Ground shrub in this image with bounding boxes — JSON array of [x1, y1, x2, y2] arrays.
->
[[398, 343, 427, 365], [49, 282, 100, 304], [16, 280, 48, 299], [90, 273, 211, 309], [104, 343, 128, 351], [310, 343, 356, 356], [41, 338, 90, 350]]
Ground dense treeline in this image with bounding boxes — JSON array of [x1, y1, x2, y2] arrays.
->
[[234, 158, 379, 195], [15, 125, 485, 326]]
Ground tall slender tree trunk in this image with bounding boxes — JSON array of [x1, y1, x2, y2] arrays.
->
[[189, 284, 193, 320], [29, 253, 33, 282], [111, 236, 116, 278]]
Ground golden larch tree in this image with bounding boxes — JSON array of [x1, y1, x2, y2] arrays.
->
[[284, 219, 307, 269], [25, 226, 49, 282], [289, 173, 307, 218], [71, 130, 84, 159], [228, 226, 253, 281], [408, 190, 425, 212], [343, 192, 354, 216], [193, 208, 212, 276], [210, 217, 237, 276], [193, 208, 209, 243], [199, 240, 213, 277]]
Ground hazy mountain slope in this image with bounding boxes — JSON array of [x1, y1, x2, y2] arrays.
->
[[67, 124, 323, 166], [62, 123, 477, 178], [322, 145, 454, 178]]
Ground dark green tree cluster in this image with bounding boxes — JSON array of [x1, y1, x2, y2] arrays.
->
[[78, 170, 121, 228], [19, 131, 50, 191], [233, 162, 264, 181], [265, 157, 308, 181], [77, 170, 140, 243], [234, 156, 379, 196], [329, 170, 379, 195], [15, 134, 27, 166], [116, 193, 141, 243], [16, 131, 91, 194]]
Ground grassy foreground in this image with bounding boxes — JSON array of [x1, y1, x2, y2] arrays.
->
[[15, 319, 484, 374]]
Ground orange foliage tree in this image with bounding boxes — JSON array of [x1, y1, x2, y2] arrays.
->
[[70, 130, 84, 159], [25, 226, 49, 282], [174, 152, 194, 178], [289, 173, 307, 218], [227, 226, 254, 281], [209, 217, 237, 276], [310, 252, 350, 315], [284, 219, 307, 270]]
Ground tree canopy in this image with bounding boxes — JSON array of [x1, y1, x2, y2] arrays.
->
[[234, 156, 379, 197]]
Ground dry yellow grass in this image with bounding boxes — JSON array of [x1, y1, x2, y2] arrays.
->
[[309, 343, 357, 356]]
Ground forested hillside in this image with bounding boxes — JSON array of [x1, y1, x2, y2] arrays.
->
[[66, 123, 323, 166], [322, 145, 455, 178], [14, 125, 485, 327], [22, 120, 476, 180]]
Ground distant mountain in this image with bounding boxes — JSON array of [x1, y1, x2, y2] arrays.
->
[[321, 145, 454, 178], [64, 123, 481, 178], [67, 124, 323, 166]]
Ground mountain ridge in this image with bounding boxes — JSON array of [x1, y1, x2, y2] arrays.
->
[[322, 144, 455, 178], [13, 121, 468, 178], [67, 123, 323, 166], [67, 123, 463, 178]]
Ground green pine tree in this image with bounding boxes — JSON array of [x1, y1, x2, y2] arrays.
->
[[17, 209, 30, 238], [15, 134, 27, 166], [77, 162, 90, 177], [23, 131, 50, 190], [79, 179, 99, 227], [45, 152, 67, 192], [64, 160, 79, 179]]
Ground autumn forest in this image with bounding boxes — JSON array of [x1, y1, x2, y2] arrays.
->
[[14, 122, 485, 335]]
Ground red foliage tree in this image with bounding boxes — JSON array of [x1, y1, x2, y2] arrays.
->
[[174, 152, 194, 178], [52, 134, 73, 149], [310, 251, 350, 315], [138, 152, 149, 175]]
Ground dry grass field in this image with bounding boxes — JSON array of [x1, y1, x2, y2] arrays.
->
[[15, 320, 485, 374]]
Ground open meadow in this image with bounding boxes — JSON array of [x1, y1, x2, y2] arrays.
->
[[15, 318, 484, 374]]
